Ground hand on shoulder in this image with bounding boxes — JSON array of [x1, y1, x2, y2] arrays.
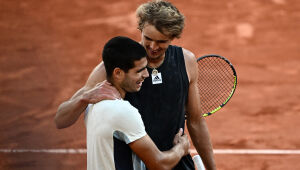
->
[[82, 80, 121, 104]]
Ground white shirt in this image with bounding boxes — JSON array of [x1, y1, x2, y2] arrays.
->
[[85, 99, 147, 170]]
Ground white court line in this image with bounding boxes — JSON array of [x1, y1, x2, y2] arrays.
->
[[1, 149, 300, 154], [0, 149, 87, 154], [191, 149, 300, 154]]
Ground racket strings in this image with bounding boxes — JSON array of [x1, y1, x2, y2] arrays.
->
[[197, 57, 235, 114]]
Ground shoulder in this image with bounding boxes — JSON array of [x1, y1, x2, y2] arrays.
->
[[114, 100, 138, 112], [114, 100, 143, 125], [182, 48, 197, 66], [182, 48, 197, 83], [88, 100, 140, 124], [109, 100, 146, 142], [101, 100, 140, 118], [94, 100, 136, 112]]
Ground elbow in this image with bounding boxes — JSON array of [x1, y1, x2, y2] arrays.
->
[[55, 123, 64, 129], [187, 116, 204, 129], [54, 116, 63, 129], [186, 120, 196, 132], [54, 105, 71, 129], [54, 114, 67, 129]]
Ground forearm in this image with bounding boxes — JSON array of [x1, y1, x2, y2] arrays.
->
[[55, 96, 88, 129], [55, 86, 90, 129], [131, 134, 187, 170], [54, 63, 106, 129], [187, 118, 216, 170], [155, 144, 185, 170]]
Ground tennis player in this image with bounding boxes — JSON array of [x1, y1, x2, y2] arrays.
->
[[85, 36, 190, 170], [55, 1, 216, 169]]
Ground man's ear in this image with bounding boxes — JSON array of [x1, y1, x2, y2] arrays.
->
[[112, 67, 124, 81]]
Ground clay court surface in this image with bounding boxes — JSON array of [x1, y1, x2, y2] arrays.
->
[[0, 0, 299, 169]]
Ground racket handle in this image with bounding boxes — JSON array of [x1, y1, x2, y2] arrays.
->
[[193, 155, 205, 170]]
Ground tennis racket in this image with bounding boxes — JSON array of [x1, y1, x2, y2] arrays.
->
[[197, 54, 237, 117], [192, 54, 237, 169]]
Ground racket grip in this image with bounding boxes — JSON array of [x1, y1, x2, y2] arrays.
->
[[193, 155, 205, 170]]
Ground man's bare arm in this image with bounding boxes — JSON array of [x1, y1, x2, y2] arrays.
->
[[183, 49, 216, 170], [129, 129, 190, 170], [54, 63, 106, 129]]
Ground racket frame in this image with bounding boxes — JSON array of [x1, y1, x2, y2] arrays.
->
[[197, 54, 237, 117]]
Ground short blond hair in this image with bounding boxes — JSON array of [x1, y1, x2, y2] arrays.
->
[[136, 0, 185, 39]]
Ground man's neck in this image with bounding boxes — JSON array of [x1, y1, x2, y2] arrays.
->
[[117, 87, 126, 99], [147, 54, 165, 68], [107, 80, 125, 99]]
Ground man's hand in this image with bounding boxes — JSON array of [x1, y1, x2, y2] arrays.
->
[[81, 80, 121, 104], [173, 128, 190, 156]]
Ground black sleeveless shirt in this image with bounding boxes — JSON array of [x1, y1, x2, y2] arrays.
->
[[114, 45, 195, 170]]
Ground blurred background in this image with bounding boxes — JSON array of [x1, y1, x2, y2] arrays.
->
[[0, 0, 299, 169]]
